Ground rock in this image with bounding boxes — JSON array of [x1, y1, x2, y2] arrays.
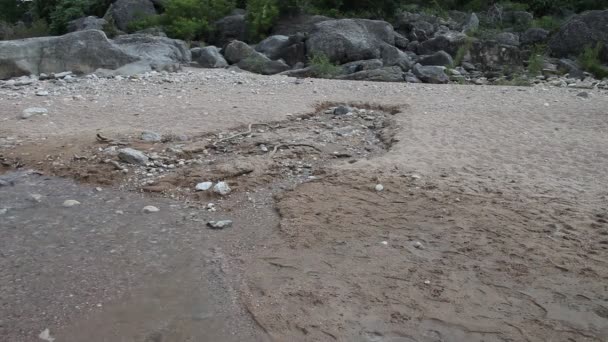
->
[[306, 19, 396, 64], [67, 16, 107, 32], [211, 13, 247, 46], [207, 220, 233, 229], [255, 35, 290, 59], [495, 32, 520, 47], [213, 181, 232, 196], [381, 44, 414, 71], [0, 30, 138, 80], [38, 328, 55, 342], [418, 31, 468, 56], [419, 50, 453, 67], [404, 72, 421, 83], [414, 241, 423, 249], [333, 105, 353, 115], [142, 205, 160, 213], [141, 130, 162, 142], [21, 107, 48, 119], [503, 10, 533, 30], [461, 13, 479, 34], [192, 46, 228, 68], [272, 14, 330, 36], [223, 40, 289, 75], [521, 28, 549, 46], [0, 208, 7, 215], [29, 194, 43, 202], [412, 63, 449, 84], [394, 32, 410, 49], [35, 91, 49, 96], [62, 200, 81, 207], [375, 184, 384, 192], [135, 27, 167, 37], [336, 66, 405, 82], [112, 34, 191, 68], [558, 58, 584, 79], [341, 59, 384, 74], [577, 91, 590, 98], [195, 182, 213, 191], [118, 148, 149, 165], [104, 0, 157, 32], [549, 10, 608, 63], [470, 40, 522, 71]]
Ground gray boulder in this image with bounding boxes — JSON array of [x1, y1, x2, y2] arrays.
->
[[192, 46, 228, 68], [394, 32, 410, 49], [381, 44, 414, 71], [470, 40, 521, 71], [336, 66, 405, 82], [118, 148, 148, 165], [212, 13, 247, 46], [67, 16, 107, 32], [104, 0, 157, 31], [0, 30, 138, 80], [549, 10, 608, 63], [306, 19, 396, 64], [135, 27, 167, 37], [521, 28, 549, 46], [412, 63, 449, 83], [223, 40, 289, 75], [503, 11, 533, 30], [418, 31, 468, 56], [255, 35, 290, 60], [461, 13, 479, 34], [272, 14, 330, 36], [558, 58, 584, 79], [495, 32, 520, 46], [341, 59, 383, 74], [112, 34, 190, 66], [419, 50, 453, 67]]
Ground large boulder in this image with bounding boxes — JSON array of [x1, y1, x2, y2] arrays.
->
[[272, 15, 330, 36], [418, 31, 468, 56], [0, 30, 138, 80], [104, 0, 157, 31], [191, 46, 228, 68], [419, 50, 453, 67], [412, 63, 449, 84], [255, 35, 290, 59], [470, 40, 522, 71], [255, 34, 307, 66], [211, 13, 247, 47], [549, 10, 608, 63], [495, 32, 520, 46], [336, 66, 405, 82], [112, 34, 191, 67], [306, 19, 396, 64], [521, 28, 549, 46], [67, 16, 107, 32], [223, 40, 289, 75]]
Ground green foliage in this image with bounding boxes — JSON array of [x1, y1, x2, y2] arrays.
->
[[308, 53, 341, 78], [527, 44, 546, 76], [452, 37, 474, 67], [246, 0, 279, 41], [532, 15, 562, 31], [0, 19, 50, 39], [49, 0, 90, 34], [579, 43, 608, 79], [0, 0, 30, 23]]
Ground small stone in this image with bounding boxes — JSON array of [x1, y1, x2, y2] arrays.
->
[[115, 210, 124, 215], [29, 194, 43, 202], [35, 91, 49, 96], [195, 181, 213, 191], [577, 91, 590, 98], [333, 105, 353, 115], [381, 241, 388, 245], [375, 184, 384, 192], [207, 220, 233, 229], [213, 181, 231, 196], [0, 208, 7, 215], [141, 130, 162, 142], [95, 187, 102, 192], [260, 144, 269, 152], [411, 174, 422, 180], [543, 102, 549, 107], [142, 205, 160, 213], [62, 200, 81, 207], [21, 107, 48, 119], [414, 241, 423, 249], [38, 328, 55, 342], [118, 148, 149, 165], [424, 280, 431, 285]]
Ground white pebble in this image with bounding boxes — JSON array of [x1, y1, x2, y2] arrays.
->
[[381, 241, 388, 245], [213, 181, 231, 196], [195, 181, 213, 191], [375, 184, 384, 192], [62, 200, 81, 207], [142, 205, 160, 213], [414, 241, 423, 249]]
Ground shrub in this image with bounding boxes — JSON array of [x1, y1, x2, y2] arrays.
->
[[246, 0, 279, 41], [452, 37, 474, 67], [532, 15, 562, 31], [527, 45, 546, 76], [578, 43, 608, 79], [49, 0, 90, 34], [309, 53, 341, 78]]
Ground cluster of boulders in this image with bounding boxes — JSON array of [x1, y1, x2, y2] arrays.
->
[[1, 0, 607, 86]]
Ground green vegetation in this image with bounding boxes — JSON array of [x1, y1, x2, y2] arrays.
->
[[452, 37, 474, 67], [246, 0, 279, 41], [578, 43, 608, 79], [309, 53, 341, 78], [527, 45, 546, 76], [532, 15, 562, 31]]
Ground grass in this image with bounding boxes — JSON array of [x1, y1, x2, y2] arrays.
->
[[527, 46, 545, 76], [532, 15, 562, 31], [452, 37, 474, 67], [578, 43, 608, 79], [308, 53, 341, 78]]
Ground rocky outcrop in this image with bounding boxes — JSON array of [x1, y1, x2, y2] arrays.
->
[[67, 16, 107, 32], [0, 30, 138, 80], [419, 50, 453, 67], [223, 40, 289, 75], [191, 46, 228, 68], [112, 34, 191, 67], [521, 28, 549, 46], [549, 10, 608, 63], [306, 19, 396, 64], [412, 63, 449, 83], [104, 0, 157, 31], [470, 40, 521, 71], [212, 13, 248, 47]]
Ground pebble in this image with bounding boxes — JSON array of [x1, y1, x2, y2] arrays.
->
[[213, 181, 232, 196], [381, 241, 388, 245], [35, 91, 49, 96], [414, 241, 423, 249], [118, 148, 149, 165], [333, 105, 353, 115], [38, 328, 55, 342], [29, 194, 43, 202], [0, 208, 7, 215], [62, 200, 81, 207], [95, 187, 102, 192], [424, 280, 431, 285], [141, 130, 162, 142], [20, 107, 48, 119], [142, 205, 160, 213], [195, 181, 213, 191], [260, 144, 269, 152], [375, 184, 384, 192], [577, 91, 590, 98], [207, 220, 233, 229]]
